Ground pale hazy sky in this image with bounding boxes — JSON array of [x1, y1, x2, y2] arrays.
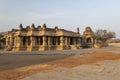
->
[[0, 0, 120, 38]]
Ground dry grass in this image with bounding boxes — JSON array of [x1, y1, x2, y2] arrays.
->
[[108, 43, 120, 47]]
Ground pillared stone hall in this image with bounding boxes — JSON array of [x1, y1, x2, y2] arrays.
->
[[5, 24, 94, 51]]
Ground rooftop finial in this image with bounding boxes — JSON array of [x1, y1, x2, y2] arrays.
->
[[77, 27, 79, 34], [42, 24, 47, 28], [19, 24, 23, 30], [31, 24, 35, 30], [37, 25, 41, 28]]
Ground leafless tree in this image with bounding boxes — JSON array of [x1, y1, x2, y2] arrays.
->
[[94, 29, 115, 46]]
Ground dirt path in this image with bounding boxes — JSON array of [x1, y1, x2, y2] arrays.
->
[[0, 54, 70, 71], [48, 51, 120, 67], [0, 47, 120, 80]]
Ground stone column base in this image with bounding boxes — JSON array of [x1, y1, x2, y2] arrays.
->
[[12, 46, 26, 51], [39, 46, 49, 51], [56, 45, 66, 50], [70, 45, 77, 50]]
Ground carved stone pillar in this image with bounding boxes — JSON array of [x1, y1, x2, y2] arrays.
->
[[48, 37, 51, 45], [14, 38, 16, 46], [56, 37, 58, 45], [65, 37, 68, 46], [14, 37, 16, 46], [43, 36, 47, 46], [16, 37, 18, 46], [67, 37, 70, 45], [6, 38, 8, 47], [73, 38, 77, 45], [17, 36, 21, 46], [15, 37, 18, 46], [13, 36, 22, 51], [26, 37, 28, 46], [31, 36, 35, 47], [9, 37, 11, 46], [91, 38, 94, 48], [50, 37, 53, 45], [60, 36, 64, 46], [20, 37, 23, 47]]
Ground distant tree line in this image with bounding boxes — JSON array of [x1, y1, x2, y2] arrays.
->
[[107, 39, 120, 43]]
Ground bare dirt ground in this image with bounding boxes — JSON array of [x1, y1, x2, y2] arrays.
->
[[0, 47, 120, 80]]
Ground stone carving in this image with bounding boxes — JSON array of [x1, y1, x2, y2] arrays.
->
[[83, 26, 94, 37], [82, 26, 94, 48]]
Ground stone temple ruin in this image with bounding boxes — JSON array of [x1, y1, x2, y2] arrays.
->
[[5, 24, 95, 51], [82, 26, 94, 48]]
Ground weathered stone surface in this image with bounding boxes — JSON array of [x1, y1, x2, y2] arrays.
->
[[5, 24, 90, 51]]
